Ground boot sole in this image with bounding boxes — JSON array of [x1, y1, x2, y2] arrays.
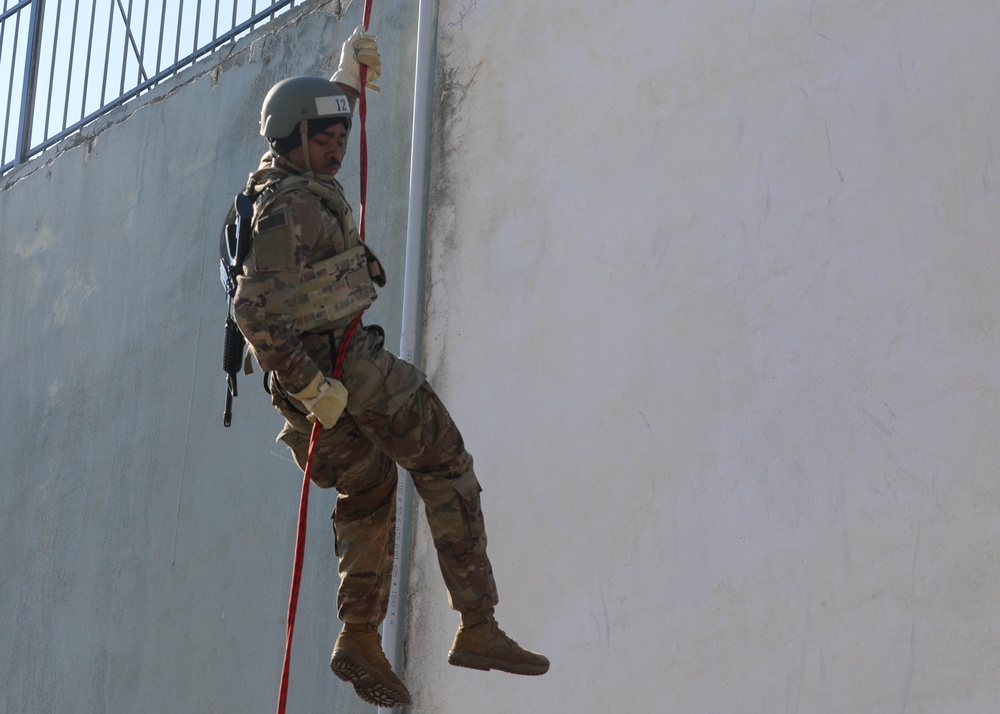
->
[[447, 650, 550, 676], [331, 649, 412, 708]]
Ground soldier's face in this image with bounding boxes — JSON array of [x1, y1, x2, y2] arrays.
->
[[289, 124, 349, 176]]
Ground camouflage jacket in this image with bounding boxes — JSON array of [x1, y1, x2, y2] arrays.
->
[[233, 151, 377, 394]]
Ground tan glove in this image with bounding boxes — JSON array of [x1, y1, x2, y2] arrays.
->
[[331, 25, 382, 93], [289, 372, 348, 428]]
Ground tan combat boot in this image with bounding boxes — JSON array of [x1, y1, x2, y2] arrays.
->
[[330, 623, 412, 708], [448, 610, 550, 675]]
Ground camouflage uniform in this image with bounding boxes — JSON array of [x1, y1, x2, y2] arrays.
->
[[234, 152, 499, 626]]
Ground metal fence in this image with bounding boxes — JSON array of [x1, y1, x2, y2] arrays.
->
[[1, 0, 300, 175]]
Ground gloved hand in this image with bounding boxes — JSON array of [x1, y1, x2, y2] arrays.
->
[[289, 371, 349, 428], [332, 25, 382, 93]]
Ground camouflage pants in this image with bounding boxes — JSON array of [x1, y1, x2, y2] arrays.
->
[[273, 326, 499, 626]]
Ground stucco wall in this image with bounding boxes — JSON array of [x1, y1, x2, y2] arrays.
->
[[406, 1, 1000, 712], [1, 1, 416, 712]]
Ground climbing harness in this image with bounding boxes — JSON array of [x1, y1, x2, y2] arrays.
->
[[275, 2, 376, 712]]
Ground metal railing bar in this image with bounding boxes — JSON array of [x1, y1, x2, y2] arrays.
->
[[0, 0, 31, 26], [154, 0, 165, 74], [209, 0, 295, 55], [116, 0, 139, 95], [193, 0, 200, 52], [80, 0, 97, 117], [61, 0, 81, 129], [0, 7, 8, 159], [0, 0, 10, 75], [15, 0, 44, 165], [43, 0, 63, 136], [99, 0, 113, 105], [0, 1, 7, 68], [2, 1, 23, 161], [1, 0, 10, 162], [2, 0, 11, 164], [173, 0, 181, 65], [138, 0, 149, 85], [1, 40, 9, 161], [0, 0, 11, 161], [211, 0, 219, 42], [117, 0, 127, 92]]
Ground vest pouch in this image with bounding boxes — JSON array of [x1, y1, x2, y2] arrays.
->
[[288, 245, 377, 333]]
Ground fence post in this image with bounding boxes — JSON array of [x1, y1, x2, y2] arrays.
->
[[15, 0, 46, 166]]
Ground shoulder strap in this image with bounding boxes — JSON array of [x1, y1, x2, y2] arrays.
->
[[252, 172, 357, 255]]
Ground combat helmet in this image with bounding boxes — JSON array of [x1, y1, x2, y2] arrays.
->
[[260, 76, 352, 139]]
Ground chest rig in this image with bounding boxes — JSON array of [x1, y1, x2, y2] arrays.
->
[[247, 162, 386, 333]]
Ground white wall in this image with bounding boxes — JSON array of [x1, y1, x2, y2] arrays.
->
[[0, 1, 417, 712], [405, 1, 1000, 712]]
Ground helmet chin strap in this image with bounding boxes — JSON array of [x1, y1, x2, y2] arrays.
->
[[297, 119, 337, 181], [298, 120, 312, 173], [288, 119, 337, 181]]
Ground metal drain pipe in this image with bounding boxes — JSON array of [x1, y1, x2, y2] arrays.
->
[[378, 0, 437, 709]]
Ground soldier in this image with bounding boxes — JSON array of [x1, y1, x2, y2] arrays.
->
[[232, 27, 549, 708]]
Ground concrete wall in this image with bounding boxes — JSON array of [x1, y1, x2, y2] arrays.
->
[[1, 1, 417, 712], [405, 1, 1000, 713]]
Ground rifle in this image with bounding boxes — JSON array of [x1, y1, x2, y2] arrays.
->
[[220, 192, 254, 427]]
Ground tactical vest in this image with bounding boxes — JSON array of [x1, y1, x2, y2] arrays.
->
[[247, 162, 386, 334]]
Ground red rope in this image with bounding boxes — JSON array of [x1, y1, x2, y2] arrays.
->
[[357, 3, 372, 244], [275, 3, 374, 712]]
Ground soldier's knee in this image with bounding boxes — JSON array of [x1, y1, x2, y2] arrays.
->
[[335, 470, 398, 522], [408, 445, 474, 483]]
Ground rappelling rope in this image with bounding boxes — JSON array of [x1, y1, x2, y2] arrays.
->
[[275, 2, 375, 711]]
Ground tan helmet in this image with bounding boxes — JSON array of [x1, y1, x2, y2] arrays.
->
[[260, 76, 352, 139]]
